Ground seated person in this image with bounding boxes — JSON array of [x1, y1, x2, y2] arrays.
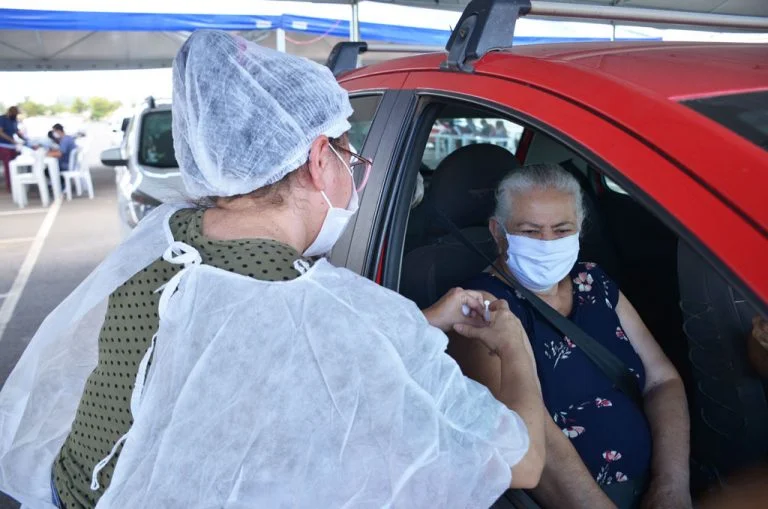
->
[[48, 123, 76, 171], [449, 163, 692, 509], [748, 316, 768, 378]]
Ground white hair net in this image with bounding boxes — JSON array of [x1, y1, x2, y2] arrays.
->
[[172, 30, 353, 198]]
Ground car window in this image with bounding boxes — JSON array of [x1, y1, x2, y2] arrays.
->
[[424, 117, 524, 169], [604, 176, 629, 195], [139, 110, 177, 168], [348, 95, 382, 152], [682, 90, 768, 152]]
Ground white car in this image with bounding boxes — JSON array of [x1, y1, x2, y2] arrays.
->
[[100, 98, 184, 235]]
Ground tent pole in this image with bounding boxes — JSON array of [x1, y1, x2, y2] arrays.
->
[[350, 0, 360, 42], [611, 21, 616, 41], [276, 28, 286, 52]]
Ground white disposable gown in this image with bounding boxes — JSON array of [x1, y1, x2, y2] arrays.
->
[[0, 204, 529, 509]]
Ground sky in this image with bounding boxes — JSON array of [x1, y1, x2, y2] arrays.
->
[[1, 0, 766, 108]]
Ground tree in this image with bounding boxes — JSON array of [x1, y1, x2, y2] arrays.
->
[[88, 97, 121, 121], [49, 102, 68, 115], [71, 97, 88, 114], [19, 97, 46, 117]]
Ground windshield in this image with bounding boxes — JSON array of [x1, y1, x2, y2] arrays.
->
[[682, 90, 768, 152], [139, 110, 178, 168]]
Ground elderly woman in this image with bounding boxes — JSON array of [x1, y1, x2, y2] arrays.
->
[[0, 31, 548, 509], [450, 163, 692, 509]]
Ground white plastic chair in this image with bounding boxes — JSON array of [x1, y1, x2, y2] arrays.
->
[[10, 148, 50, 208], [61, 147, 94, 200]]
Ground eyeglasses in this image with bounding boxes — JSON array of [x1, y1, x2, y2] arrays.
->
[[330, 140, 372, 193]]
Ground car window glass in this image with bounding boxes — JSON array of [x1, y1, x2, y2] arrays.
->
[[348, 95, 382, 152], [423, 118, 524, 169], [139, 111, 177, 168]]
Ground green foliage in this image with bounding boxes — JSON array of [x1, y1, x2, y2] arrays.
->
[[70, 97, 88, 114], [88, 97, 121, 121], [48, 102, 68, 115], [18, 97, 47, 117]]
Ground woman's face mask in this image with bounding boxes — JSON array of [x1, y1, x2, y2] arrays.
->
[[499, 224, 580, 292], [494, 188, 581, 292], [302, 144, 360, 257]]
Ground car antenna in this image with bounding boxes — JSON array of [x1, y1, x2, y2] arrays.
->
[[442, 0, 531, 73]]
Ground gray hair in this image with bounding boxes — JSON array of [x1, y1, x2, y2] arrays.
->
[[493, 163, 586, 228]]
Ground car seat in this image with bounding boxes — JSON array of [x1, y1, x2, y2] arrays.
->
[[401, 144, 519, 309], [677, 240, 768, 492]]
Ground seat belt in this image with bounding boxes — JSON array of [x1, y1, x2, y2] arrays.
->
[[427, 204, 644, 408]]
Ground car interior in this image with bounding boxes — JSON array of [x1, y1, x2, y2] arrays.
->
[[395, 102, 767, 499]]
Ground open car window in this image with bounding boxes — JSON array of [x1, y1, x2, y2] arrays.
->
[[423, 117, 524, 169]]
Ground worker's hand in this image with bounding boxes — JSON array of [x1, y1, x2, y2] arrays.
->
[[753, 316, 768, 350], [453, 299, 529, 358], [423, 287, 487, 332]]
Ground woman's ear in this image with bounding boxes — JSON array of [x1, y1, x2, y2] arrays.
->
[[306, 136, 332, 192], [489, 218, 507, 257]]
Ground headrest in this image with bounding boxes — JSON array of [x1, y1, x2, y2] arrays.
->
[[428, 144, 520, 229]]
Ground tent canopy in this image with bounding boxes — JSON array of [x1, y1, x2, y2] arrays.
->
[[0, 0, 765, 71]]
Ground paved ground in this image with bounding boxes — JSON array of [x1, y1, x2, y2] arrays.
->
[[0, 125, 122, 508]]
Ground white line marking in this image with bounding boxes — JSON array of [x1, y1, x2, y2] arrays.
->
[[0, 209, 48, 217], [0, 237, 36, 245], [0, 199, 61, 342]]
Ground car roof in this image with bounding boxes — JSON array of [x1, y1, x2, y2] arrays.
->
[[344, 41, 768, 100]]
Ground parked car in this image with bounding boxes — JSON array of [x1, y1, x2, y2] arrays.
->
[[326, 9, 767, 507], [102, 2, 767, 504], [101, 97, 183, 235]]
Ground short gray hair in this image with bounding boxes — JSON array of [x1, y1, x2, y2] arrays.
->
[[493, 163, 586, 228]]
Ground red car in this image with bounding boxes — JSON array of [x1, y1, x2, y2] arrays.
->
[[322, 10, 768, 504]]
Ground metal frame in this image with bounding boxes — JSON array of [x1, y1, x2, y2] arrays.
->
[[529, 1, 768, 31], [442, 0, 768, 73]]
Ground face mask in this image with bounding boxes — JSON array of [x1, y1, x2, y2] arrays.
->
[[500, 225, 579, 293], [302, 146, 359, 258]]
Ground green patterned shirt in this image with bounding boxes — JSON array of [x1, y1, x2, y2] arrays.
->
[[53, 208, 312, 508]]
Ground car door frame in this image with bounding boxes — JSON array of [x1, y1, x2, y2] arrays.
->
[[329, 77, 418, 275]]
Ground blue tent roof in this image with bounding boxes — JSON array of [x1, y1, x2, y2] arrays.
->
[[0, 8, 660, 46]]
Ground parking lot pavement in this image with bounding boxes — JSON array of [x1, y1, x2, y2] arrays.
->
[[0, 167, 121, 509]]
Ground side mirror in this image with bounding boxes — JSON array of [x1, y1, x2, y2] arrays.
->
[[101, 147, 128, 167], [121, 117, 130, 132]]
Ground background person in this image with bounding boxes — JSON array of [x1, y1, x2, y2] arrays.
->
[[0, 106, 29, 191], [48, 123, 77, 171]]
